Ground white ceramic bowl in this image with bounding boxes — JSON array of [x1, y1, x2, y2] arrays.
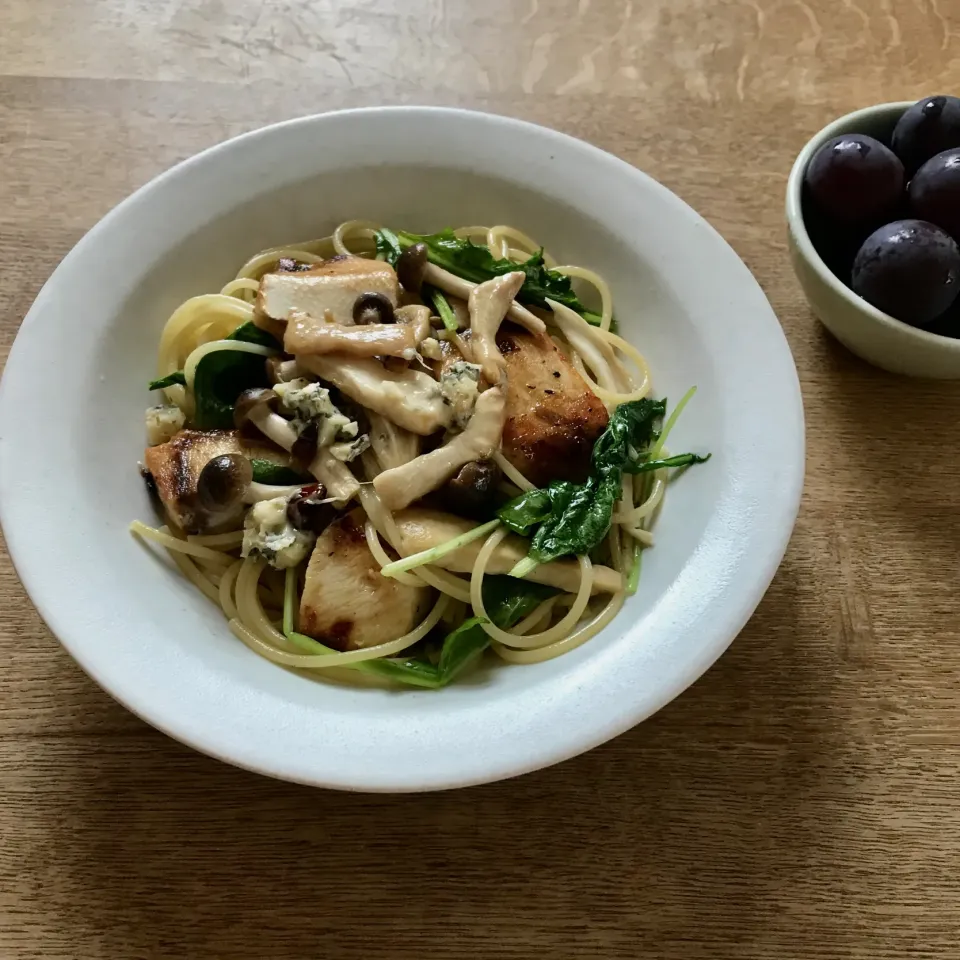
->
[[787, 101, 960, 378], [0, 108, 804, 791]]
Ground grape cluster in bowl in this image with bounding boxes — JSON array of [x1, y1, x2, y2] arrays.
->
[[804, 95, 960, 334]]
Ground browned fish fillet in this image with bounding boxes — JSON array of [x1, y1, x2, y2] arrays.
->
[[143, 429, 286, 534], [299, 510, 428, 650], [496, 325, 608, 486], [392, 508, 622, 594]]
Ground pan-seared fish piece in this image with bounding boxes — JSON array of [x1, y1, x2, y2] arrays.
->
[[143, 429, 286, 534], [392, 508, 622, 594], [497, 326, 608, 486], [299, 509, 428, 650]]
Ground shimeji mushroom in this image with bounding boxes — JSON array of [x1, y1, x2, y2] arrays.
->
[[233, 388, 292, 449], [233, 387, 359, 503], [195, 454, 305, 517], [395, 242, 429, 294], [439, 458, 502, 520], [419, 261, 545, 335], [372, 386, 507, 511], [468, 271, 526, 384], [352, 291, 396, 325]]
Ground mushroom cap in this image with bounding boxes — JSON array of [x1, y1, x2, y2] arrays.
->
[[396, 242, 428, 294], [196, 453, 254, 512], [234, 387, 279, 428], [440, 458, 501, 520], [352, 291, 396, 325]]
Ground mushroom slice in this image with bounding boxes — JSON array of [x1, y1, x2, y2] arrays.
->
[[299, 509, 429, 651], [284, 304, 432, 358], [391, 508, 622, 594], [142, 429, 288, 534], [422, 262, 545, 334], [257, 256, 400, 326], [367, 411, 420, 471], [468, 271, 525, 383], [298, 354, 451, 436], [373, 386, 506, 511]]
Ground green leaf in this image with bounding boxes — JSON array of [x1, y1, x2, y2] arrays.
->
[[527, 399, 667, 564], [150, 323, 281, 426], [149, 371, 186, 390], [394, 228, 595, 317], [192, 352, 270, 430], [433, 577, 559, 685], [227, 321, 282, 349], [425, 285, 459, 331], [191, 322, 280, 430], [499, 396, 709, 567], [624, 452, 712, 475], [497, 482, 576, 536], [435, 617, 488, 684], [591, 398, 666, 470], [529, 469, 621, 565], [279, 571, 558, 689], [482, 575, 558, 628], [375, 227, 402, 264], [249, 459, 307, 485]]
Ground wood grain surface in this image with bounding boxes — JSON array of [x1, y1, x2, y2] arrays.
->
[[2, 1, 960, 957]]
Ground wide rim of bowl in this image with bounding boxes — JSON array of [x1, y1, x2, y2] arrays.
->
[[0, 106, 805, 791], [785, 100, 960, 355]]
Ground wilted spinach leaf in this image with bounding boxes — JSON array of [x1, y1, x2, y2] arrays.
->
[[191, 323, 282, 430]]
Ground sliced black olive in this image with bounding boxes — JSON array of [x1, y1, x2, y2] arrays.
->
[[441, 459, 501, 520], [290, 419, 319, 472], [287, 484, 335, 534], [396, 242, 428, 294], [234, 387, 278, 429], [353, 291, 395, 325], [197, 454, 253, 511]]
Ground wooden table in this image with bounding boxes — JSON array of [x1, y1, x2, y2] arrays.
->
[[2, 1, 959, 957]]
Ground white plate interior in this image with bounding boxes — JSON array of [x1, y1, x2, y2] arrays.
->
[[0, 109, 803, 790]]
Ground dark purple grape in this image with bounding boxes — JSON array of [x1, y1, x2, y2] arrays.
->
[[908, 147, 960, 241], [804, 134, 904, 224], [892, 95, 960, 174], [851, 220, 960, 326]]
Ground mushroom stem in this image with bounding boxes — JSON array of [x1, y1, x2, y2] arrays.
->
[[249, 408, 298, 452], [310, 448, 360, 504], [422, 263, 545, 334], [243, 482, 304, 503], [243, 404, 359, 504]]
